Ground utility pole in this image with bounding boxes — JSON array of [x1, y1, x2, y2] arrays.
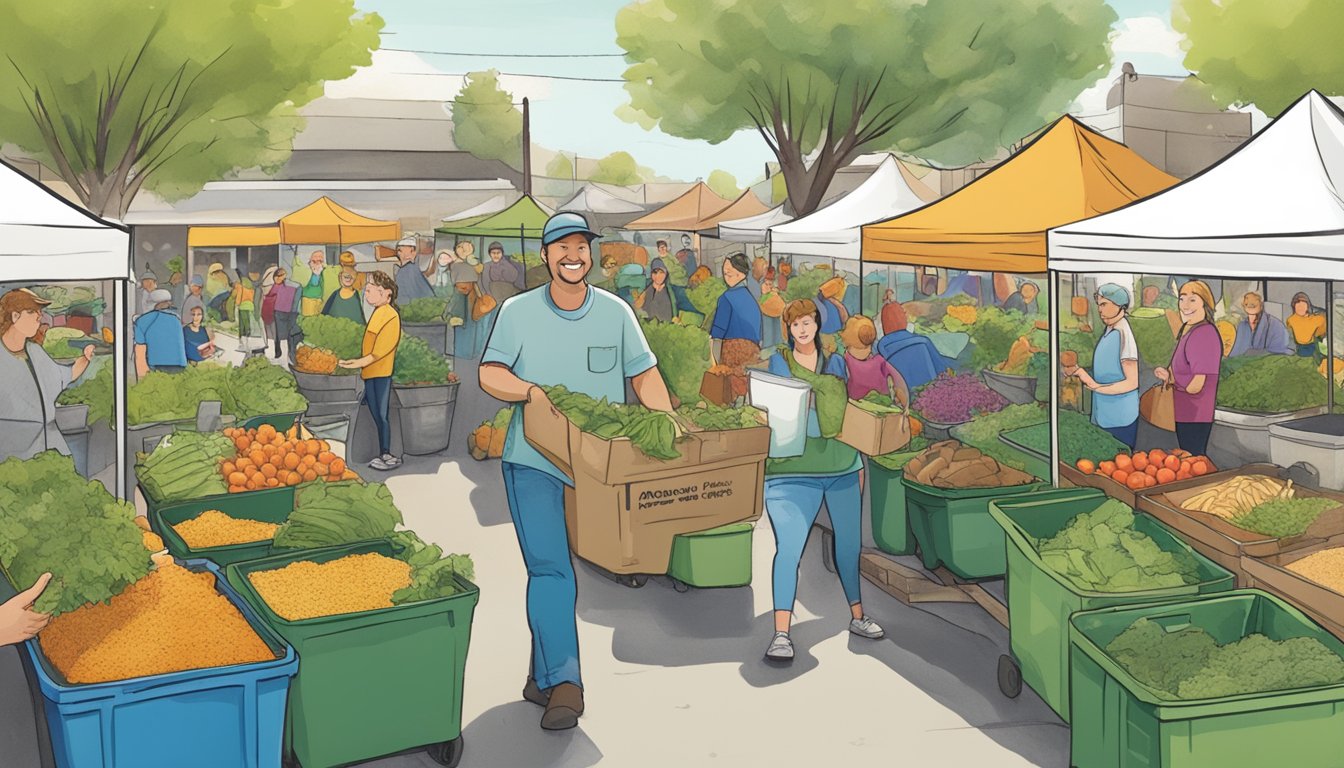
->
[[522, 97, 532, 197]]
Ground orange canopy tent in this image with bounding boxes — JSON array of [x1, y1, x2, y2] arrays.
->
[[624, 183, 733, 231], [694, 190, 771, 234], [187, 226, 282, 248], [861, 117, 1178, 273], [278, 196, 400, 245]]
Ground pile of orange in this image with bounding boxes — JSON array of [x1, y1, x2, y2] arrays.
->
[[1076, 449, 1215, 491], [219, 424, 355, 493]]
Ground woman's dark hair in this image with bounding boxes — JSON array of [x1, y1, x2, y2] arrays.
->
[[367, 269, 398, 309], [725, 252, 750, 277]]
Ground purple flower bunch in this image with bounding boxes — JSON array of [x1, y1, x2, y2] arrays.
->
[[912, 372, 1008, 424]]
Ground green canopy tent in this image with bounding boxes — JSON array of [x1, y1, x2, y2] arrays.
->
[[436, 195, 555, 287]]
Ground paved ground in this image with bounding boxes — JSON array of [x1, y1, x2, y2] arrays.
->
[[0, 345, 1071, 768]]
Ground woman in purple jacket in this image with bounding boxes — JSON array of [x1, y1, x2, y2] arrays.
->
[[1155, 280, 1223, 456]]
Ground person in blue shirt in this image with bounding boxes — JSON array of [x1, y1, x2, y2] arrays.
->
[[760, 298, 884, 664], [478, 212, 675, 732], [1229, 291, 1293, 357], [710, 252, 764, 371], [133, 289, 188, 377], [875, 300, 952, 391], [182, 306, 215, 364], [1064, 283, 1140, 448]]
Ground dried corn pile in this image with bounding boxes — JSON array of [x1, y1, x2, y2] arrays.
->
[[1182, 475, 1293, 519], [903, 440, 1035, 489], [248, 553, 412, 621], [1289, 548, 1344, 593], [174, 510, 280, 548], [39, 564, 274, 684]]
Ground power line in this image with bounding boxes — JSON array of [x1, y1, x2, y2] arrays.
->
[[392, 70, 625, 83], [384, 46, 626, 59]]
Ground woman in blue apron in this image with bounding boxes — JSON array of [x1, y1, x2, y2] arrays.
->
[[1064, 283, 1140, 448]]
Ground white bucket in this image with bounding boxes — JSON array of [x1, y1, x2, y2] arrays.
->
[[749, 369, 811, 458]]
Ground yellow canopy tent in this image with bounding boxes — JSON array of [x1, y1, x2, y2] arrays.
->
[[861, 117, 1178, 273], [279, 196, 400, 245], [187, 226, 281, 248], [693, 190, 772, 234], [624, 183, 733, 231]]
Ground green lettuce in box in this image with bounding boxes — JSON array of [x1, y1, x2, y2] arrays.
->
[[1216, 354, 1327, 413], [952, 403, 1048, 473]]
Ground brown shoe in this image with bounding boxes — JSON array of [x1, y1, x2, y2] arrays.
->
[[540, 682, 584, 730], [522, 677, 549, 707]]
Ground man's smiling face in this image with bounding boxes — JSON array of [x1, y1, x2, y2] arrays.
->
[[545, 233, 593, 285]]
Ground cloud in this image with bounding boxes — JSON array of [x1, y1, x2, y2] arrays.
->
[[324, 49, 551, 102], [1072, 14, 1188, 115]]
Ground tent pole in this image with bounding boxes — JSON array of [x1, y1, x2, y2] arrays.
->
[[1331, 280, 1337, 413], [1050, 269, 1061, 487], [114, 278, 128, 500]]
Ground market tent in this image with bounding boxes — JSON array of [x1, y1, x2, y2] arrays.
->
[[0, 160, 131, 280], [558, 184, 645, 215], [187, 226, 281, 248], [717, 205, 792, 243], [439, 195, 513, 225], [623, 182, 733, 231], [863, 117, 1178, 273], [772, 156, 928, 260], [0, 159, 132, 496], [279, 196, 400, 245], [694, 190, 771, 235], [1049, 91, 1344, 279], [436, 194, 554, 240]]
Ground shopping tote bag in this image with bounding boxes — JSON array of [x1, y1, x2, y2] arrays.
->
[[748, 369, 811, 458]]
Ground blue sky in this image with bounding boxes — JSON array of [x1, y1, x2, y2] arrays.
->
[[346, 0, 1187, 183]]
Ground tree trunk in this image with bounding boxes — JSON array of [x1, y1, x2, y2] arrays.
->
[[75, 171, 130, 220]]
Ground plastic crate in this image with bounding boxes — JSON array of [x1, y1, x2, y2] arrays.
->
[[1069, 590, 1344, 768], [988, 489, 1234, 721], [149, 486, 296, 567], [901, 476, 1046, 579], [19, 559, 296, 768], [868, 452, 922, 556], [226, 540, 479, 768], [667, 522, 754, 588]]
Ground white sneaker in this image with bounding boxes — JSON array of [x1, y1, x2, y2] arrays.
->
[[764, 632, 794, 663], [849, 615, 885, 639], [369, 456, 391, 471], [381, 454, 403, 468]]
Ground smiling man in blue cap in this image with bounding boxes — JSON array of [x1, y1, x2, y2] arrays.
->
[[478, 211, 675, 731]]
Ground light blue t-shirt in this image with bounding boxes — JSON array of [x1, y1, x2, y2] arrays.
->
[[133, 309, 188, 368], [482, 285, 657, 485]]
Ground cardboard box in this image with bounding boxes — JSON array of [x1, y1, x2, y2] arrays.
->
[[564, 459, 765, 574], [699, 370, 735, 407], [1243, 538, 1344, 643], [837, 401, 911, 456]]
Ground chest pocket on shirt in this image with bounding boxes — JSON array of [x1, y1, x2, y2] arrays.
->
[[587, 346, 618, 374]]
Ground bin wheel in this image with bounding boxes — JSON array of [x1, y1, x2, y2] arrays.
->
[[998, 654, 1022, 699], [428, 736, 465, 767], [624, 574, 648, 588], [671, 578, 690, 593], [821, 529, 837, 574]]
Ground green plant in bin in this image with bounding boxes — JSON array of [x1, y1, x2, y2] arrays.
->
[[399, 297, 449, 324], [393, 335, 456, 386]]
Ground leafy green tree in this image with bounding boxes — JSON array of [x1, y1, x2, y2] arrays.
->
[[451, 70, 524, 168], [707, 169, 740, 199], [0, 0, 381, 218], [1174, 0, 1343, 115], [590, 151, 642, 185], [616, 0, 1114, 216], [545, 152, 575, 181]]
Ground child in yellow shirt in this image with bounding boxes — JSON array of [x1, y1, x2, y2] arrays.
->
[[339, 270, 402, 470]]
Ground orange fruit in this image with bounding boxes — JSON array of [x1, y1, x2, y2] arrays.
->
[[228, 471, 247, 487], [266, 477, 279, 488], [1163, 455, 1181, 472], [294, 441, 309, 457], [303, 455, 317, 467], [1126, 473, 1146, 490], [1115, 454, 1133, 471], [221, 461, 236, 477], [1076, 459, 1096, 475], [302, 469, 318, 483], [248, 450, 266, 467], [317, 451, 336, 465], [1132, 453, 1149, 472], [330, 458, 346, 476], [1098, 460, 1116, 476], [1191, 460, 1209, 476], [260, 463, 278, 479], [1156, 468, 1176, 484], [1145, 465, 1158, 477], [283, 453, 301, 470], [1111, 469, 1130, 486]]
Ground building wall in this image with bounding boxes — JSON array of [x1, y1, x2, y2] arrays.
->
[[1107, 75, 1252, 179]]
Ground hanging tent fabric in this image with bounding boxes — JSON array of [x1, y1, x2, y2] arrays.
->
[[771, 156, 928, 260], [1050, 91, 1344, 279], [693, 190, 771, 235], [717, 204, 793, 244], [862, 117, 1178, 273], [438, 195, 513, 228], [436, 195, 555, 239], [279, 196, 400, 245], [623, 182, 733, 231], [0, 159, 132, 496], [557, 184, 646, 231], [187, 226, 281, 248]]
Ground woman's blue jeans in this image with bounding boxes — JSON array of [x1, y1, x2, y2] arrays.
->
[[764, 471, 863, 613]]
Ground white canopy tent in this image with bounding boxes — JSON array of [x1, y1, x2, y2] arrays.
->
[[716, 205, 791, 244], [1049, 91, 1344, 279], [558, 184, 646, 215], [1045, 90, 1344, 482], [0, 159, 131, 496], [769, 155, 929, 260]]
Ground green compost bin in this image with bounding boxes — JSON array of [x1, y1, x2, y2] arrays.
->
[[901, 476, 1046, 579], [1068, 590, 1344, 768], [227, 540, 480, 768], [148, 485, 296, 567], [868, 447, 926, 556], [238, 411, 303, 432], [987, 488, 1234, 722], [667, 522, 754, 588]]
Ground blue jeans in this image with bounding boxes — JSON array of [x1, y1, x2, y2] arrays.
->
[[363, 375, 393, 455], [1176, 420, 1214, 457], [1102, 420, 1139, 450], [503, 462, 582, 690], [764, 471, 863, 612]]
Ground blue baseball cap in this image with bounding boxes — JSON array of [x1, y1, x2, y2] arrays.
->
[[542, 212, 600, 247], [1096, 283, 1131, 309]]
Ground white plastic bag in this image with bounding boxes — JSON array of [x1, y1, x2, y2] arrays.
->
[[749, 369, 811, 458]]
